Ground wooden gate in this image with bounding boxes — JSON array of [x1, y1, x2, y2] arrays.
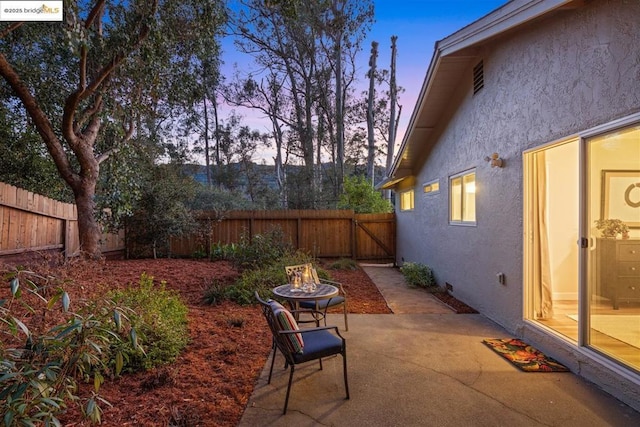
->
[[353, 213, 395, 261]]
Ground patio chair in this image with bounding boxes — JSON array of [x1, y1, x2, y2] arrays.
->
[[255, 291, 350, 414], [284, 263, 349, 331]]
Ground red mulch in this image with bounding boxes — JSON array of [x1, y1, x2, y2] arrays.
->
[[1, 258, 391, 426], [431, 291, 478, 314]]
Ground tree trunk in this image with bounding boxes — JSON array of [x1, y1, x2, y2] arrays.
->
[[335, 37, 344, 197], [366, 41, 378, 184], [71, 173, 102, 259], [387, 35, 398, 172], [203, 96, 211, 187]]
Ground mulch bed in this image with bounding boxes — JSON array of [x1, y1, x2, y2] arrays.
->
[[0, 258, 390, 426], [432, 291, 478, 314], [0, 257, 477, 425]]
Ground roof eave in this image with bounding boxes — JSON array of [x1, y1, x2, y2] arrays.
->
[[385, 0, 579, 187]]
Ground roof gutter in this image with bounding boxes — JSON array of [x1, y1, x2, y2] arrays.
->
[[385, 0, 577, 184]]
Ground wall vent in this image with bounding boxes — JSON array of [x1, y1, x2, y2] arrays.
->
[[473, 60, 484, 94]]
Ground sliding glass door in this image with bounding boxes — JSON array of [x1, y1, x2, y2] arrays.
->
[[587, 124, 640, 370], [524, 139, 580, 342], [525, 120, 640, 371]]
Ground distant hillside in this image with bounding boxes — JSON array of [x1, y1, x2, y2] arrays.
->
[[185, 162, 387, 186]]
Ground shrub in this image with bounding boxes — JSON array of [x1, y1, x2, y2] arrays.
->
[[109, 274, 189, 371], [400, 262, 436, 288], [227, 227, 292, 271], [338, 175, 394, 213], [210, 242, 237, 261], [222, 264, 287, 305], [203, 279, 229, 305], [1, 267, 139, 425], [328, 258, 359, 270], [204, 250, 319, 305]]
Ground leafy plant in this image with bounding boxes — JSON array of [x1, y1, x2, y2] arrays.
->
[[400, 262, 436, 289], [203, 279, 231, 305], [210, 242, 238, 261], [594, 218, 629, 238], [338, 175, 394, 213], [227, 226, 293, 271], [328, 258, 359, 270], [108, 274, 189, 371], [204, 250, 319, 306], [1, 267, 139, 426], [222, 265, 287, 305]]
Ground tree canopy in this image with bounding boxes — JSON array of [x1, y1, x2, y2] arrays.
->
[[0, 0, 401, 259], [0, 0, 227, 258]]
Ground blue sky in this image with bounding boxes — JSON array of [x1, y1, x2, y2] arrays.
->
[[220, 0, 506, 161], [363, 0, 505, 142]]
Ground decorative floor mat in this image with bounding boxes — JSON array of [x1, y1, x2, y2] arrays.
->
[[482, 338, 570, 372]]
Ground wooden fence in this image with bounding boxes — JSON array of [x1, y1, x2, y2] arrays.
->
[[0, 182, 125, 261], [0, 183, 394, 262], [170, 210, 396, 261]]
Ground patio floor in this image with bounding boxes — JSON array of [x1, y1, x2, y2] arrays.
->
[[238, 265, 640, 426]]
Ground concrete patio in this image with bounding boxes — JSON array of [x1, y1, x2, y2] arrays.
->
[[238, 265, 640, 426]]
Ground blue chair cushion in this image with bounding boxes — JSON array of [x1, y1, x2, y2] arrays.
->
[[293, 329, 344, 363], [298, 296, 345, 310]]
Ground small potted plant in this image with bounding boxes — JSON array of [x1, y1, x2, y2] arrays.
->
[[594, 218, 629, 239]]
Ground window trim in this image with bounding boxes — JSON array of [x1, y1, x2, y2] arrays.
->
[[449, 169, 476, 226], [399, 189, 415, 212], [423, 179, 440, 195]]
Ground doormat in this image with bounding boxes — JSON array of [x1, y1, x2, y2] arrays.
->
[[482, 338, 570, 372]]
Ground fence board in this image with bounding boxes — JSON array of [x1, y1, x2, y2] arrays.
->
[[0, 182, 124, 260], [169, 210, 395, 261], [1, 182, 393, 262]]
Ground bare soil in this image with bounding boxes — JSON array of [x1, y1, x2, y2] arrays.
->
[[1, 258, 392, 426]]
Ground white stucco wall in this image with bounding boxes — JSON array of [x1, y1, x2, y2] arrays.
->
[[396, 0, 640, 333]]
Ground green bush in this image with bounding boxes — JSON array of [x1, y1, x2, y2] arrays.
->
[[400, 262, 436, 288], [210, 242, 237, 261], [109, 274, 189, 371], [1, 268, 139, 425], [204, 250, 320, 306], [328, 258, 359, 270], [227, 227, 293, 271], [338, 175, 394, 213], [220, 263, 288, 305]]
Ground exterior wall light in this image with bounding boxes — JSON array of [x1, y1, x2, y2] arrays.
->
[[484, 153, 504, 168]]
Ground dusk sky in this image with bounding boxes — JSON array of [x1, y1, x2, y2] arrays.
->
[[220, 0, 506, 162]]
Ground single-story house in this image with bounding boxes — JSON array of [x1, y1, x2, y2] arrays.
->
[[380, 0, 640, 410]]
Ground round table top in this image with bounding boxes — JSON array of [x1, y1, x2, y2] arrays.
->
[[272, 283, 338, 300]]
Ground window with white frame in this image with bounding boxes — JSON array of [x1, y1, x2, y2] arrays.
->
[[423, 179, 440, 195], [400, 189, 414, 211], [449, 169, 476, 224]]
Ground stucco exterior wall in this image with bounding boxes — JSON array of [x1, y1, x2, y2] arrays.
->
[[396, 0, 640, 332]]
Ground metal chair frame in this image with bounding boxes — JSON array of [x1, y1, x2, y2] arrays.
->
[[255, 291, 349, 414], [284, 263, 349, 331]]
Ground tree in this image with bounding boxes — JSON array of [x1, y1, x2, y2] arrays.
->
[[0, 0, 226, 258], [126, 164, 197, 259], [230, 0, 373, 208], [223, 72, 290, 207], [0, 106, 72, 201], [366, 40, 378, 183], [386, 35, 399, 173], [354, 37, 404, 188], [338, 174, 393, 213]]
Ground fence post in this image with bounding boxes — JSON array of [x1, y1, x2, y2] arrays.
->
[[351, 213, 357, 260]]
